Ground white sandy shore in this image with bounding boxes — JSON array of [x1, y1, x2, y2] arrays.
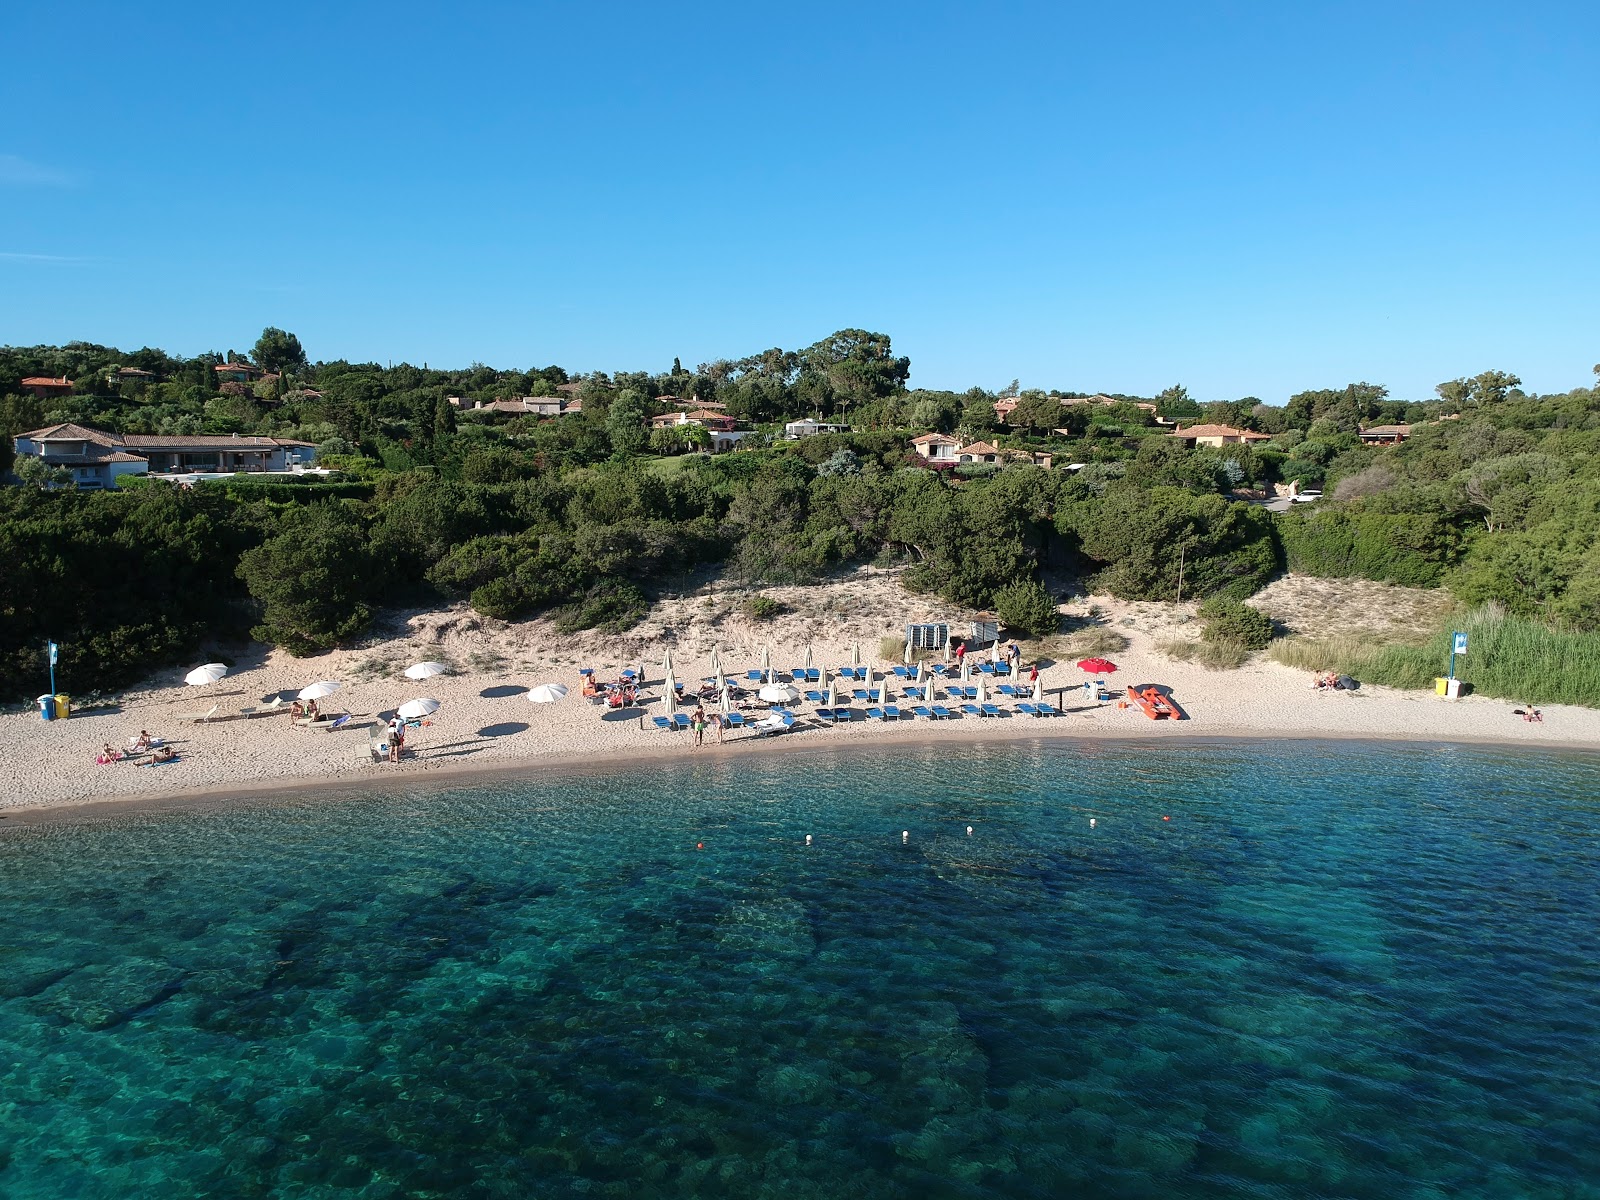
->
[[5, 568, 1595, 820]]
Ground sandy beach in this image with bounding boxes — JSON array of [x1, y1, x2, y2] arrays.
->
[[5, 568, 1596, 820]]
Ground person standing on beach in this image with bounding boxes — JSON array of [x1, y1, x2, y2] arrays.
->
[[691, 706, 706, 747], [709, 712, 724, 744]]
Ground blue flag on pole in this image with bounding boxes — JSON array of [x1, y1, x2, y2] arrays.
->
[[47, 641, 58, 665]]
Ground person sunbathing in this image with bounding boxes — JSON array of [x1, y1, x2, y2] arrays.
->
[[131, 730, 154, 751]]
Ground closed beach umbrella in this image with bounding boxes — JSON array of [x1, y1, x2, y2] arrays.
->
[[404, 661, 448, 681], [399, 697, 441, 719], [298, 681, 341, 701], [990, 641, 1001, 664], [720, 686, 734, 716], [877, 678, 888, 707], [960, 657, 971, 683], [977, 675, 988, 705], [715, 666, 727, 695], [825, 678, 838, 712], [1032, 675, 1044, 704], [526, 684, 568, 704], [184, 663, 227, 686], [915, 660, 927, 689], [759, 682, 799, 704], [760, 643, 772, 680], [709, 646, 722, 674], [925, 671, 937, 703], [804, 644, 815, 671], [662, 647, 674, 676], [664, 669, 678, 703], [903, 639, 913, 665], [851, 641, 861, 667], [665, 683, 678, 718]]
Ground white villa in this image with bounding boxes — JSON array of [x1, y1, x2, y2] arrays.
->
[[909, 433, 1052, 470], [12, 424, 319, 489], [783, 418, 851, 439]]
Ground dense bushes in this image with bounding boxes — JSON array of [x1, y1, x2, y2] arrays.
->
[[1063, 486, 1279, 601], [0, 486, 264, 696], [1196, 597, 1274, 649], [995, 580, 1060, 637], [1276, 506, 1465, 587], [236, 504, 388, 655]]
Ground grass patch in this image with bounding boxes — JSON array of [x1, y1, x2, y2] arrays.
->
[[1269, 605, 1600, 707], [1157, 638, 1251, 670], [1051, 626, 1131, 659]]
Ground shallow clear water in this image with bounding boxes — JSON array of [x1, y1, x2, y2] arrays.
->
[[2, 739, 1599, 1199]]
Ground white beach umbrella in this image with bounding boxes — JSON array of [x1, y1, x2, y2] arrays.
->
[[977, 675, 988, 705], [715, 665, 727, 695], [662, 646, 674, 676], [664, 668, 678, 703], [915, 660, 927, 689], [960, 657, 971, 683], [719, 686, 734, 716], [759, 643, 772, 680], [925, 671, 937, 703], [877, 679, 888, 707], [825, 679, 838, 713], [1032, 675, 1044, 704], [404, 661, 448, 681], [399, 697, 441, 719], [990, 641, 1001, 664], [709, 646, 723, 674], [298, 681, 341, 701], [903, 638, 914, 665], [759, 682, 799, 705], [804, 644, 815, 671], [851, 641, 862, 667], [184, 663, 227, 686], [526, 684, 568, 705]]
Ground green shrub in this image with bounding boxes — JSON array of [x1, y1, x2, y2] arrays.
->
[[552, 578, 647, 634], [994, 579, 1060, 637], [745, 594, 784, 622], [1196, 597, 1274, 649]]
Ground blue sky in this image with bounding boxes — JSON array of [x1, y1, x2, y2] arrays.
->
[[2, 1, 1595, 402]]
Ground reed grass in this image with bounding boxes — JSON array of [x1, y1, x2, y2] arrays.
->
[[1269, 605, 1600, 708]]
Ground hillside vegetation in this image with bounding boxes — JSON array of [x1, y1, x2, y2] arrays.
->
[[3, 335, 1597, 705]]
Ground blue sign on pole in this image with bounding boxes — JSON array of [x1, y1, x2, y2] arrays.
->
[[1453, 632, 1468, 656]]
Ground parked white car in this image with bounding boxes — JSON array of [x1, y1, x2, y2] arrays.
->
[[1291, 490, 1323, 503]]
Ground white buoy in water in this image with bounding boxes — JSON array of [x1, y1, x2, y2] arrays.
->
[[805, 834, 812, 846], [1090, 817, 1097, 828], [902, 830, 909, 843], [966, 826, 973, 836]]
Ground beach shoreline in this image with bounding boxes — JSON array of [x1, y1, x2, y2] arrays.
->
[[7, 571, 1595, 826], [5, 720, 1597, 828]]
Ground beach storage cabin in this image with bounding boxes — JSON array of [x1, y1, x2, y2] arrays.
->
[[970, 619, 999, 647], [905, 623, 949, 651]]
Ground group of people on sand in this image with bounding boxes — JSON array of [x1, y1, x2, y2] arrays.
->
[[97, 730, 176, 765], [604, 681, 640, 708], [289, 699, 321, 721], [688, 705, 725, 747]]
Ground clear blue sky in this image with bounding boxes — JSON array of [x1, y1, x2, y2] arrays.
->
[[2, 1, 1595, 402]]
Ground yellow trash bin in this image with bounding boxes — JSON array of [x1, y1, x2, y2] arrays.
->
[[1435, 677, 1448, 696], [54, 693, 70, 718]]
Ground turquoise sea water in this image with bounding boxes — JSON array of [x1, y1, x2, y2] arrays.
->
[[2, 738, 1598, 1199]]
